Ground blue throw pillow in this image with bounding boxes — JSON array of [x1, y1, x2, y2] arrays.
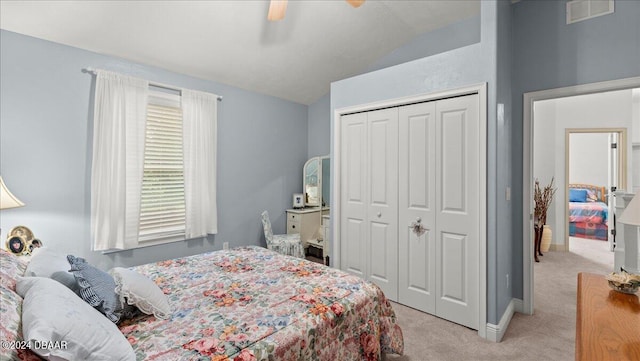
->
[[569, 188, 588, 202], [67, 255, 122, 323]]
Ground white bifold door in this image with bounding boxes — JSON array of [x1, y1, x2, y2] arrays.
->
[[340, 94, 479, 330], [340, 108, 399, 300]]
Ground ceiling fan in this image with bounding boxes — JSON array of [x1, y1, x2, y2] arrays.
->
[[268, 0, 365, 21]]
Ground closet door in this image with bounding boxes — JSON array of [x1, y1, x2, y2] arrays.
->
[[435, 94, 479, 330], [366, 108, 398, 300], [340, 112, 368, 280], [340, 108, 399, 300], [398, 102, 437, 313]]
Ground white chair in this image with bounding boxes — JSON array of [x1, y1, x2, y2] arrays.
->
[[261, 211, 305, 258]]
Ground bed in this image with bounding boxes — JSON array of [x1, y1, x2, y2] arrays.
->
[[1, 246, 404, 361], [568, 184, 609, 241]]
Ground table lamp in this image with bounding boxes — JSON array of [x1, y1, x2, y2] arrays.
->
[[1, 176, 25, 249], [0, 176, 25, 210], [617, 193, 640, 274]]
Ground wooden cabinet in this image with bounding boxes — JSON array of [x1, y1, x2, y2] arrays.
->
[[575, 272, 640, 361]]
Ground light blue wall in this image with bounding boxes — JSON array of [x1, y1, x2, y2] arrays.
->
[[510, 0, 640, 299], [307, 93, 330, 158], [330, 1, 508, 324], [496, 0, 513, 320], [0, 30, 308, 271], [306, 15, 483, 160], [366, 15, 481, 73]]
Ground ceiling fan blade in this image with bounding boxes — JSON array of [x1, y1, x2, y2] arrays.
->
[[346, 0, 365, 8], [268, 0, 288, 21]]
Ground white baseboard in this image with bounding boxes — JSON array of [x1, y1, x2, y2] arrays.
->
[[486, 298, 519, 342], [549, 243, 567, 251], [513, 298, 524, 313]]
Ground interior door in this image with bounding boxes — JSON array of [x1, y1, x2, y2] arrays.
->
[[398, 101, 436, 313], [366, 108, 399, 300], [435, 94, 479, 330]]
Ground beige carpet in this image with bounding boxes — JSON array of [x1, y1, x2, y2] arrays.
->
[[384, 239, 614, 361]]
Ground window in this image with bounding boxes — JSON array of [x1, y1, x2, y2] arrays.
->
[[90, 69, 218, 252], [139, 94, 186, 244]]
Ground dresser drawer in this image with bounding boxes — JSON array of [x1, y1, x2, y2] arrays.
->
[[287, 212, 300, 223], [287, 220, 301, 234]]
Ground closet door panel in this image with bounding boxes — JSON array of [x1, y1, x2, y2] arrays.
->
[[398, 102, 436, 313], [344, 219, 365, 277], [441, 114, 466, 212], [340, 113, 368, 278], [435, 94, 479, 330], [440, 232, 467, 301], [369, 222, 391, 284], [366, 108, 398, 300]]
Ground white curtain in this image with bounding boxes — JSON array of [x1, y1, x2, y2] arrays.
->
[[91, 70, 148, 251], [182, 89, 218, 238]]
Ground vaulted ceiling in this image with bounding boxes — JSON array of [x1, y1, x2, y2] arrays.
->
[[0, 0, 480, 105]]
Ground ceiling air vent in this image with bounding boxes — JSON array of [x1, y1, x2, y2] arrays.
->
[[567, 0, 614, 24]]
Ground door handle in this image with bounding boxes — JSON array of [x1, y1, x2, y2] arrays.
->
[[409, 218, 426, 236]]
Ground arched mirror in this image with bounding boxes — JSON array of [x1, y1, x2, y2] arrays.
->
[[321, 156, 330, 208], [303, 156, 330, 208], [304, 157, 320, 207], [298, 155, 331, 265]]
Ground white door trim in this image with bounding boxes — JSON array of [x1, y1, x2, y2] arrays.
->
[[522, 76, 640, 315], [332, 83, 488, 339]]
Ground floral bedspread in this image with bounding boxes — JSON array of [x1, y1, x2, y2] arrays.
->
[[119, 246, 403, 361]]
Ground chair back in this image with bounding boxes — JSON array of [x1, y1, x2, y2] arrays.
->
[[261, 211, 274, 244]]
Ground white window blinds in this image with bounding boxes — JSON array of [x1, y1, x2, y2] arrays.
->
[[139, 101, 187, 243]]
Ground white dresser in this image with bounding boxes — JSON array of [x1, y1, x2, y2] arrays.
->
[[286, 208, 322, 245]]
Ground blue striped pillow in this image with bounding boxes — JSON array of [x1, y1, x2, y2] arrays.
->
[[67, 255, 122, 323]]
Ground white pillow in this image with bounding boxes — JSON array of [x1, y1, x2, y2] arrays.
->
[[16, 277, 136, 361], [24, 247, 78, 292], [110, 267, 171, 320]]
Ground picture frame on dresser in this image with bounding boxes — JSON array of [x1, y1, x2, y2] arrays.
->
[[293, 193, 305, 209]]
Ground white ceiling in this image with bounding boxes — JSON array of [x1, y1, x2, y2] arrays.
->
[[0, 0, 480, 105]]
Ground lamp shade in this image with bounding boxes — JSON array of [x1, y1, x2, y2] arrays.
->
[[618, 193, 640, 226], [267, 0, 287, 21], [0, 176, 25, 210]]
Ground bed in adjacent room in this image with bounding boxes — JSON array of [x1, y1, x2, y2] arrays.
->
[[1, 246, 404, 361], [568, 184, 609, 241]]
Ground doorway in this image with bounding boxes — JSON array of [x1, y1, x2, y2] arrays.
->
[[522, 77, 640, 315], [566, 130, 625, 268]]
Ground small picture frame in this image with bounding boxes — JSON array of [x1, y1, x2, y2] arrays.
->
[[28, 239, 43, 253], [293, 193, 305, 208], [6, 235, 27, 255]]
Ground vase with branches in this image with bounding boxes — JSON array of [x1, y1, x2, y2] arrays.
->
[[534, 177, 557, 261]]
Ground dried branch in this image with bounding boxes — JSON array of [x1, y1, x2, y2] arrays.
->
[[534, 177, 556, 225]]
